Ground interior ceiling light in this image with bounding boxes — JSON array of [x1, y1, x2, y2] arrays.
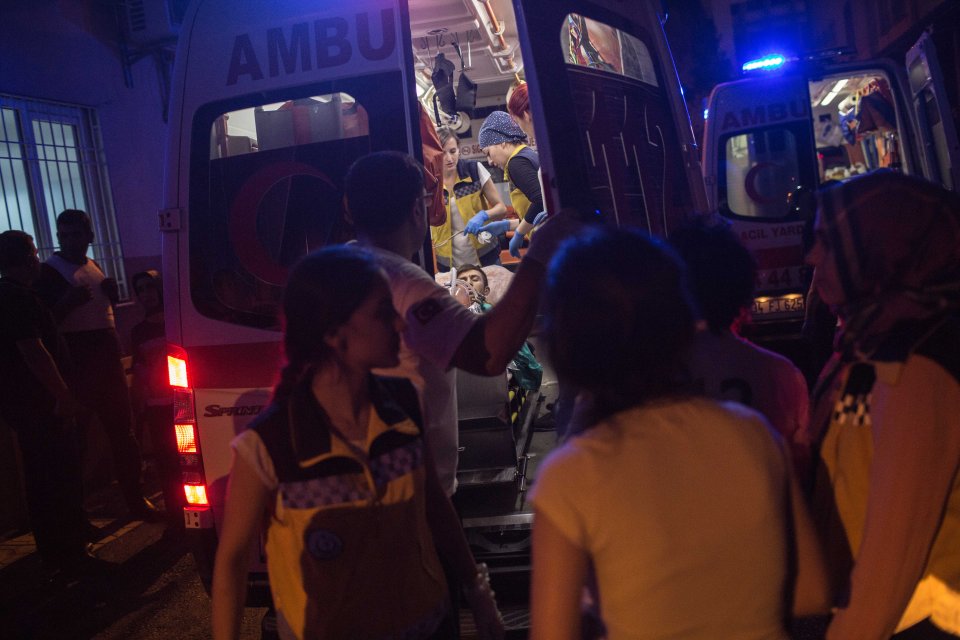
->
[[820, 78, 849, 107]]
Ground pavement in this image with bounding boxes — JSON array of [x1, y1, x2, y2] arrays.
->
[[0, 472, 169, 569], [0, 476, 228, 640]]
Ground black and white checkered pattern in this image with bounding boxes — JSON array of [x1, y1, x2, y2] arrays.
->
[[833, 392, 872, 426], [280, 474, 372, 509], [453, 182, 481, 199], [370, 440, 423, 487]]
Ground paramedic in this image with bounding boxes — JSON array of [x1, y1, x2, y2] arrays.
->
[[431, 126, 508, 271], [35, 209, 156, 521], [212, 246, 503, 640], [506, 81, 535, 143], [478, 111, 544, 258], [344, 151, 572, 496]]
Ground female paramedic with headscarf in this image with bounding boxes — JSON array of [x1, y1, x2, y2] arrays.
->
[[806, 170, 960, 640], [478, 111, 545, 258]]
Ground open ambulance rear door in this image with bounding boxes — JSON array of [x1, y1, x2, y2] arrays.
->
[[906, 31, 960, 190], [513, 0, 708, 230], [161, 0, 421, 598]]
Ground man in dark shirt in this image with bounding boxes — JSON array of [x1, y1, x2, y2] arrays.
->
[[0, 230, 88, 572], [34, 209, 156, 520]]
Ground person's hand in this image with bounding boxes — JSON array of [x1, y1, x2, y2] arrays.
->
[[480, 220, 510, 236], [100, 278, 120, 305], [508, 230, 525, 258], [464, 210, 490, 235], [532, 210, 549, 226], [63, 284, 93, 308], [464, 564, 504, 640], [523, 209, 584, 267]]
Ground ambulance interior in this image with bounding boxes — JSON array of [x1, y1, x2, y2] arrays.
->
[[809, 72, 904, 183], [208, 0, 527, 200]]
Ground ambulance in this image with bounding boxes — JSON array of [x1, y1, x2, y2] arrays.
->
[[702, 37, 959, 331], [160, 0, 707, 611]]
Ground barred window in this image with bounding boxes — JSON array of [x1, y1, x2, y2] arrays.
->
[[0, 95, 127, 298]]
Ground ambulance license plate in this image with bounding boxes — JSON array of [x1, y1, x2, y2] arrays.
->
[[752, 294, 805, 317]]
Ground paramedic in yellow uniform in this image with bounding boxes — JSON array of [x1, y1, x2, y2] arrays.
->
[[211, 247, 504, 640], [430, 126, 507, 272], [478, 111, 545, 258]]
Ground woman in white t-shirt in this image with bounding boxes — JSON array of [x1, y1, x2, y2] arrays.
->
[[529, 227, 829, 640], [430, 127, 508, 271]]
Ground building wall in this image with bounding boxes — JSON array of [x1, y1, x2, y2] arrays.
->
[[705, 0, 811, 68], [0, 0, 169, 281], [0, 1, 172, 513]]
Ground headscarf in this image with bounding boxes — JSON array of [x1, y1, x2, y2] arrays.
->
[[477, 111, 527, 148], [816, 169, 960, 360]]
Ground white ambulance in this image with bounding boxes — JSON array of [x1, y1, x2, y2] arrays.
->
[[160, 0, 707, 608], [702, 38, 959, 331]]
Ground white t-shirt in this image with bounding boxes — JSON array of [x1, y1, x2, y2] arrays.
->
[[45, 254, 115, 333], [367, 247, 479, 495], [686, 330, 810, 452], [530, 399, 791, 640]]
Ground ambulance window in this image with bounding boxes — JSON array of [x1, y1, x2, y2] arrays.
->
[[556, 14, 693, 232], [809, 74, 905, 182], [189, 76, 407, 330], [561, 14, 658, 86], [210, 93, 368, 159], [720, 128, 803, 219]]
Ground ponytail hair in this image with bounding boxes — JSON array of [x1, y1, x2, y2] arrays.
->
[[273, 245, 385, 403], [436, 126, 458, 146]]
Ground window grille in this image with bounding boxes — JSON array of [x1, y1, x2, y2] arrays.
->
[[0, 95, 127, 298]]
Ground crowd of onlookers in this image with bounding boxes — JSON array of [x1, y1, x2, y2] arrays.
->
[[209, 142, 958, 640], [2, 98, 958, 640], [1, 209, 180, 582]]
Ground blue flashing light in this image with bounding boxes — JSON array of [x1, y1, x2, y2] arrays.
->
[[742, 54, 787, 72], [703, 108, 709, 121]]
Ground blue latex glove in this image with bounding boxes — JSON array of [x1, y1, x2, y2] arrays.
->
[[481, 220, 510, 236], [532, 211, 549, 226], [508, 230, 525, 258], [464, 210, 490, 235]]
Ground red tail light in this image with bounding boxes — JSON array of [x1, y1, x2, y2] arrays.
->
[[183, 483, 209, 506], [168, 346, 212, 524], [175, 423, 198, 453], [168, 355, 189, 388]]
